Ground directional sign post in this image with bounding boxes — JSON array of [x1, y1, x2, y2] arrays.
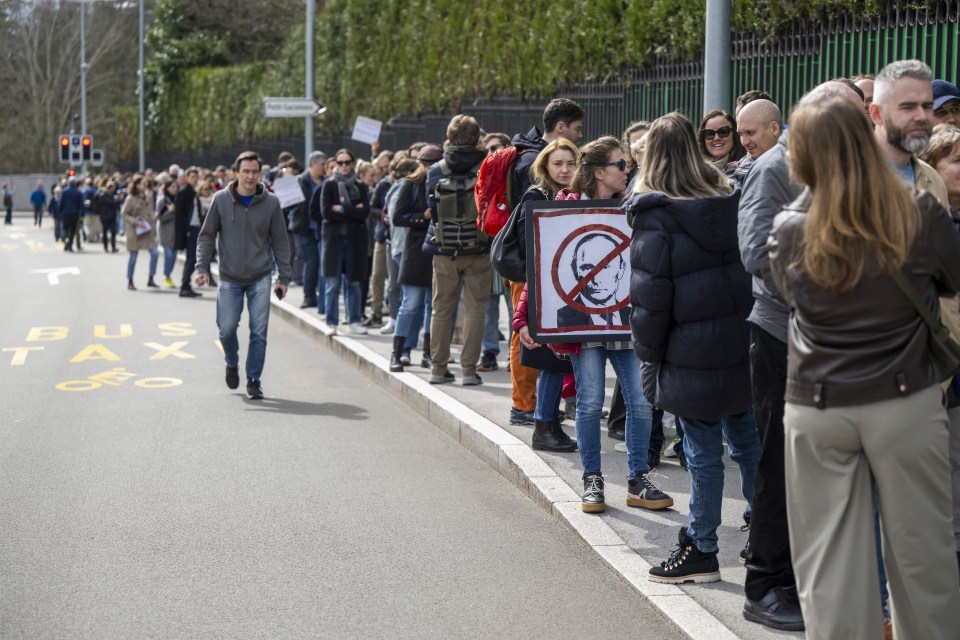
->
[[261, 97, 327, 118]]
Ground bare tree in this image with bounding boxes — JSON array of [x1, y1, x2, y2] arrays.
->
[[0, 0, 139, 173]]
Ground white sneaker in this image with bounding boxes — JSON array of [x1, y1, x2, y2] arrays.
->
[[326, 323, 338, 335], [349, 322, 368, 335], [379, 318, 395, 334]]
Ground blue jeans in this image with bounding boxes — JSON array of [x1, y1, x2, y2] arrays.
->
[[298, 233, 320, 305], [162, 244, 176, 277], [481, 294, 502, 355], [324, 236, 361, 325], [534, 370, 565, 422], [127, 248, 158, 280], [216, 273, 272, 381], [570, 346, 652, 478], [680, 409, 761, 553], [395, 284, 431, 353]]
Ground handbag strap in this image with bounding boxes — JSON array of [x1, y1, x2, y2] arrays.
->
[[890, 270, 956, 345]]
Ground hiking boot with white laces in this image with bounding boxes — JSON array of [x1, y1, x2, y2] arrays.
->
[[626, 473, 674, 510], [581, 473, 606, 513], [649, 527, 720, 584]]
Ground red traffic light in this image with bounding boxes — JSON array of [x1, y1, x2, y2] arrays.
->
[[60, 136, 70, 147], [81, 136, 91, 147], [68, 169, 76, 176]]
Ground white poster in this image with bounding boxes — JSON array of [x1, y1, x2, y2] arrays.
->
[[351, 116, 383, 145], [525, 201, 632, 342], [272, 176, 305, 209]]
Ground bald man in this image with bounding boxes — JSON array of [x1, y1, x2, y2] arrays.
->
[[737, 99, 782, 161], [736, 81, 863, 633]]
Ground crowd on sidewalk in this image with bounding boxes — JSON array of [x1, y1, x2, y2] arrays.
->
[[33, 56, 960, 640]]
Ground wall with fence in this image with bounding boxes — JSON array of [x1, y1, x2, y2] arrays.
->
[[132, 1, 960, 171]]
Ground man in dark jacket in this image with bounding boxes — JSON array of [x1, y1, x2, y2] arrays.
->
[[195, 151, 291, 400], [59, 179, 85, 252], [293, 151, 326, 309], [424, 115, 489, 386], [175, 167, 203, 298]]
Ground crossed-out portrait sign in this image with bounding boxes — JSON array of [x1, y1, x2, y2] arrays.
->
[[525, 200, 632, 343]]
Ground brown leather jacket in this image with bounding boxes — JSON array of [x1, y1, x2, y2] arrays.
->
[[769, 191, 960, 408]]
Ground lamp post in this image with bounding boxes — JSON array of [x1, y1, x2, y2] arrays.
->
[[305, 0, 315, 160], [138, 0, 145, 171], [79, 0, 88, 175]]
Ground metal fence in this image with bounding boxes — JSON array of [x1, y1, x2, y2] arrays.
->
[[135, 1, 960, 171]]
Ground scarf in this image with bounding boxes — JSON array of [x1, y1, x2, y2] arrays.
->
[[334, 170, 360, 207]]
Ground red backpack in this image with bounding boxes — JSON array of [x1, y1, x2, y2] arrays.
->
[[474, 146, 519, 237]]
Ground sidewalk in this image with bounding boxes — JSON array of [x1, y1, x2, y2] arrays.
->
[[265, 284, 799, 640]]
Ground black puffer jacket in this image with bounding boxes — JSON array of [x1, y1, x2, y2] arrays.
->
[[625, 189, 753, 422], [393, 178, 432, 288]]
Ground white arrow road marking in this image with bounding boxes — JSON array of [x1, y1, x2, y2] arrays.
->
[[31, 267, 80, 285], [4, 233, 25, 239]]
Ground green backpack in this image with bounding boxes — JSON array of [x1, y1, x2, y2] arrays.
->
[[432, 159, 486, 254]]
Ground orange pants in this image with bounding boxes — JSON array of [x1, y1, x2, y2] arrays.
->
[[509, 281, 538, 412]]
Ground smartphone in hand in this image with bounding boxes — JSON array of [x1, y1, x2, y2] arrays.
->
[[274, 286, 284, 300]]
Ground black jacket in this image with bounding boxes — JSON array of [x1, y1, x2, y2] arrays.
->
[[319, 177, 370, 280], [174, 183, 200, 250], [770, 191, 960, 408], [626, 189, 753, 422], [290, 172, 320, 235], [392, 179, 432, 288], [510, 127, 547, 206]]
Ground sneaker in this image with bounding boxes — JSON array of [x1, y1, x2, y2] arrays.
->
[[179, 288, 201, 298], [164, 276, 175, 288], [429, 370, 455, 384], [649, 527, 720, 584], [626, 473, 674, 510], [349, 322, 368, 335], [509, 407, 535, 425], [663, 435, 681, 458], [246, 379, 263, 400], [581, 473, 606, 513], [379, 318, 395, 334], [462, 373, 482, 386], [743, 586, 805, 631], [225, 366, 239, 390], [477, 351, 498, 371], [400, 353, 411, 366], [326, 323, 338, 335], [300, 299, 317, 309]]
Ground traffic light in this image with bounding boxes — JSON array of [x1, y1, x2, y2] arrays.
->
[[67, 169, 76, 177], [81, 136, 92, 161], [59, 135, 70, 162]]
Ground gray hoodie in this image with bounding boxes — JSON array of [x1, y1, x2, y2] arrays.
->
[[196, 181, 291, 285]]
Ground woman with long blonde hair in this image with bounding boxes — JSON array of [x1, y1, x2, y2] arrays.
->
[[770, 95, 960, 640], [627, 112, 759, 585]]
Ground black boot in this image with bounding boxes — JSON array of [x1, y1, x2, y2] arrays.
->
[[390, 335, 405, 373], [551, 418, 577, 449], [532, 420, 578, 452], [420, 333, 432, 368], [127, 278, 136, 291], [146, 276, 159, 288]]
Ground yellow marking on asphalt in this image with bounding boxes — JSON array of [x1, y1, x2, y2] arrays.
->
[[69, 344, 121, 363], [159, 322, 197, 337], [3, 346, 44, 365], [88, 368, 136, 386], [134, 377, 182, 388], [143, 341, 194, 360], [94, 324, 133, 339], [27, 326, 68, 342]]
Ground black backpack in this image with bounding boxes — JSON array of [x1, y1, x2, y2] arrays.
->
[[431, 159, 486, 254]]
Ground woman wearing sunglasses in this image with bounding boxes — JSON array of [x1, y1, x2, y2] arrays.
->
[[550, 136, 673, 514], [319, 148, 371, 335], [698, 109, 746, 177]]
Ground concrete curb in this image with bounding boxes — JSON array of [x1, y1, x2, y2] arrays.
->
[[269, 296, 742, 640]]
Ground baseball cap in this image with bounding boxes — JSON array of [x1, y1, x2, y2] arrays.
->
[[932, 79, 960, 110]]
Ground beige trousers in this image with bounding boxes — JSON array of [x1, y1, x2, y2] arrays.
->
[[369, 241, 387, 318], [430, 254, 491, 377], [784, 384, 960, 640]]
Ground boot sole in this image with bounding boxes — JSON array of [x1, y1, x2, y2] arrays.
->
[[532, 442, 578, 452], [626, 496, 674, 510], [742, 610, 805, 631], [581, 502, 606, 513], [648, 570, 720, 584]]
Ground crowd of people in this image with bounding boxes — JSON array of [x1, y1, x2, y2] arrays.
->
[[33, 56, 960, 640]]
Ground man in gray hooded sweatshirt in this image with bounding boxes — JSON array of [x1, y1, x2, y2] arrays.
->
[[195, 150, 291, 400]]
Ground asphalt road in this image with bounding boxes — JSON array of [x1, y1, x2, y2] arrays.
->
[[0, 217, 684, 640]]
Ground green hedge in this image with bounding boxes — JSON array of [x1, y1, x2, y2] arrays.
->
[[138, 0, 887, 154]]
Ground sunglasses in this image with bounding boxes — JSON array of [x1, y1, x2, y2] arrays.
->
[[700, 126, 733, 141], [336, 160, 353, 166], [599, 160, 627, 172]]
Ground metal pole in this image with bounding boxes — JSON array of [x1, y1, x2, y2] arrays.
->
[[305, 0, 315, 161], [80, 0, 88, 175], [703, 0, 731, 116], [138, 0, 145, 171]]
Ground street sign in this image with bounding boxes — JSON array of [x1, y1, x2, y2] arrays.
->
[[261, 97, 327, 118]]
